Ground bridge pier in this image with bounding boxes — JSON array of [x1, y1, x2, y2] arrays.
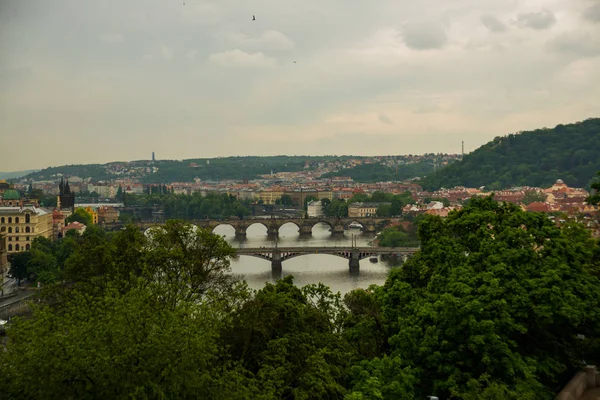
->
[[235, 226, 247, 237], [363, 223, 377, 234], [332, 225, 345, 235], [299, 224, 313, 236], [267, 225, 279, 237], [349, 249, 360, 273], [271, 249, 282, 277]]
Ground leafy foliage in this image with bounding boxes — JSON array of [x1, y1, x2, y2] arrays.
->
[[381, 196, 600, 398], [587, 171, 600, 205], [3, 192, 600, 399], [123, 192, 251, 219], [377, 224, 420, 247], [421, 118, 600, 190], [65, 208, 93, 226]]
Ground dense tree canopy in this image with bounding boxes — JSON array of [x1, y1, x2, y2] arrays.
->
[[2, 195, 599, 399], [123, 192, 251, 219], [378, 197, 600, 398], [421, 118, 600, 190]]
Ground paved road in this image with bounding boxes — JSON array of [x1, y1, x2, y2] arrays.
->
[[0, 287, 36, 308]]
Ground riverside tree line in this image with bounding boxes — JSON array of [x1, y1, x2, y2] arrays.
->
[[1, 192, 600, 399]]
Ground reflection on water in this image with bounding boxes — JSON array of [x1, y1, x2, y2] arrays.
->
[[214, 222, 400, 294]]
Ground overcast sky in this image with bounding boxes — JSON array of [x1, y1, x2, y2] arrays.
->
[[1, 0, 599, 171]]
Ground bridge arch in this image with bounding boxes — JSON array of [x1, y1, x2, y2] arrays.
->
[[212, 223, 236, 236], [246, 221, 269, 232], [278, 221, 300, 233]]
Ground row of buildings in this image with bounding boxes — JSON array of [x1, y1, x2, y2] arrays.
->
[[0, 183, 122, 273]]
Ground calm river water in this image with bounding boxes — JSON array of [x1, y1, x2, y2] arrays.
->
[[214, 222, 398, 295]]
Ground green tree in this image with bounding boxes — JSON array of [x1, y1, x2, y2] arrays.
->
[[116, 184, 123, 200], [65, 208, 93, 226], [381, 196, 600, 398], [277, 194, 294, 206], [587, 171, 600, 205], [9, 251, 32, 281], [376, 204, 392, 217], [521, 190, 547, 205], [222, 276, 351, 399]]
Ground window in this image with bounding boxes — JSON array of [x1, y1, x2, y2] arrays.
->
[[15, 217, 19, 223], [15, 244, 19, 251], [26, 244, 30, 250], [31, 227, 34, 233], [15, 237, 19, 241], [8, 237, 11, 241], [8, 227, 12, 233], [8, 244, 12, 251], [25, 214, 30, 223], [25, 226, 30, 233], [15, 227, 19, 233], [0, 217, 4, 223], [0, 227, 4, 232], [8, 217, 12, 223]]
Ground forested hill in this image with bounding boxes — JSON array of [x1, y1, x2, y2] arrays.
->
[[420, 118, 600, 191], [321, 161, 433, 183]]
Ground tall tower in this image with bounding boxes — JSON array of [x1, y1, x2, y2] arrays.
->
[[152, 152, 155, 162], [461, 141, 464, 156]]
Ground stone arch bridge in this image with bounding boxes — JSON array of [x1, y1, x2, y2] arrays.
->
[[107, 217, 402, 237]]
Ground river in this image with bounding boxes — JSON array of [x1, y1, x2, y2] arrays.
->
[[215, 222, 399, 295]]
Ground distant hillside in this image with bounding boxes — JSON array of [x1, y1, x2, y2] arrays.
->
[[0, 170, 38, 180], [24, 164, 111, 182], [20, 156, 346, 183], [321, 162, 434, 183], [420, 118, 600, 191]]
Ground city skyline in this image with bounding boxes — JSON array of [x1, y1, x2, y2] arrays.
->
[[1, 0, 600, 171]]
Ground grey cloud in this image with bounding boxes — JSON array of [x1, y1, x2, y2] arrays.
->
[[481, 14, 506, 33], [401, 23, 447, 50], [547, 31, 600, 57], [514, 9, 556, 30], [379, 114, 393, 125], [583, 3, 600, 23], [2, 0, 600, 170]]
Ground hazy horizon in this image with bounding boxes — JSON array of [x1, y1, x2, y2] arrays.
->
[[2, 0, 599, 171]]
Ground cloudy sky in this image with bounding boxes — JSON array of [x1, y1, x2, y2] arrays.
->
[[1, 0, 599, 171]]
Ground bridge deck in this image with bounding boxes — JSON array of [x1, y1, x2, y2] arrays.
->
[[237, 247, 418, 254]]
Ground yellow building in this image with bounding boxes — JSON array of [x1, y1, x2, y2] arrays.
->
[[259, 189, 284, 205], [84, 206, 98, 224], [0, 206, 54, 255]]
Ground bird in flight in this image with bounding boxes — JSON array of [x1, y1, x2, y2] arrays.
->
[[252, 15, 256, 21]]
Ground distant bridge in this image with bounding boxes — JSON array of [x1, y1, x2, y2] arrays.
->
[[104, 216, 403, 237], [236, 246, 419, 273]]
